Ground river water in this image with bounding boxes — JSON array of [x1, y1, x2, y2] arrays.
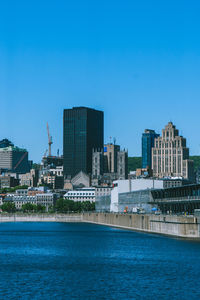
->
[[0, 222, 199, 299]]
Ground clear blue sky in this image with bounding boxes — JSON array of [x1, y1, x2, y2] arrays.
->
[[1, 0, 200, 162]]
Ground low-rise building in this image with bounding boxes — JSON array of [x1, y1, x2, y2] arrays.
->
[[50, 166, 63, 177], [39, 174, 64, 189], [0, 175, 19, 189], [95, 186, 112, 197], [64, 188, 95, 202], [96, 178, 165, 213], [4, 193, 57, 211], [39, 166, 64, 189], [19, 169, 39, 187]]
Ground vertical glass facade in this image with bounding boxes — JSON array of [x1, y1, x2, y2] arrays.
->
[[142, 130, 159, 169], [63, 107, 104, 178]]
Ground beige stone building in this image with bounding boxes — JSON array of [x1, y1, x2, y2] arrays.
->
[[104, 143, 120, 173], [152, 122, 194, 181]]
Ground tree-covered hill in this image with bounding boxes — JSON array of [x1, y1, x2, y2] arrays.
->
[[190, 156, 200, 171], [128, 157, 142, 172]]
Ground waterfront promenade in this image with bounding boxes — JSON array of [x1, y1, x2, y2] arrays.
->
[[0, 213, 200, 239]]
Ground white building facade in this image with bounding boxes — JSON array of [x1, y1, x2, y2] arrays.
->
[[64, 188, 95, 202]]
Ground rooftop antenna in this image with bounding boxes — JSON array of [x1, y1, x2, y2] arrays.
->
[[113, 137, 116, 145], [109, 136, 112, 144]]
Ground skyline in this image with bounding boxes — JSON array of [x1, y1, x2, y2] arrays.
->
[[1, 0, 200, 162], [1, 107, 198, 163]]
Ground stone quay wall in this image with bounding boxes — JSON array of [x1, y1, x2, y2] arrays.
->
[[0, 214, 82, 223], [0, 213, 199, 238], [82, 213, 200, 238]]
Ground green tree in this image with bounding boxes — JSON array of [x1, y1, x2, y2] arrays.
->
[[0, 185, 28, 194], [36, 204, 46, 213], [21, 203, 36, 212], [55, 198, 74, 212], [1, 202, 16, 213], [55, 198, 95, 213]]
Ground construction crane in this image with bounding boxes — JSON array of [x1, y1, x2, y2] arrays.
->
[[47, 122, 53, 157], [43, 149, 48, 158]]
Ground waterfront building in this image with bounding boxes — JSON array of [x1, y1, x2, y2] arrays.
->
[[64, 188, 95, 202], [96, 177, 191, 214], [96, 178, 164, 213], [142, 129, 160, 169], [151, 184, 200, 214], [64, 186, 112, 203], [4, 192, 57, 211], [95, 186, 112, 212], [15, 189, 28, 196], [63, 107, 104, 178], [110, 178, 164, 212], [152, 122, 194, 181], [0, 142, 30, 174], [95, 186, 112, 198]]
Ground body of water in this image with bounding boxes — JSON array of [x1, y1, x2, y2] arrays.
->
[[0, 222, 199, 299]]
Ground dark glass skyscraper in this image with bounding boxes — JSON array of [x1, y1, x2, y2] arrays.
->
[[63, 107, 104, 178], [142, 129, 159, 169]]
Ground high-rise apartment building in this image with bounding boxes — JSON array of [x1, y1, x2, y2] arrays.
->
[[63, 107, 104, 178], [152, 122, 194, 181], [142, 129, 160, 169]]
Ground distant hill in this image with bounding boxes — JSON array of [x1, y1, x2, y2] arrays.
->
[[128, 156, 200, 172], [128, 157, 142, 172], [190, 156, 200, 171]]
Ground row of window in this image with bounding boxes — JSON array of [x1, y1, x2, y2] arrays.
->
[[67, 193, 94, 196], [66, 197, 95, 200], [155, 140, 184, 148]]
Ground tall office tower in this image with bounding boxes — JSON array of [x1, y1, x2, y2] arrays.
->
[[142, 129, 160, 169], [117, 150, 128, 180], [103, 143, 120, 173], [152, 122, 194, 181], [63, 107, 104, 178], [0, 143, 30, 174]]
